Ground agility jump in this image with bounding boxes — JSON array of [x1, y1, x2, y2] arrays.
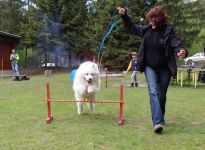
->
[[45, 82, 124, 126]]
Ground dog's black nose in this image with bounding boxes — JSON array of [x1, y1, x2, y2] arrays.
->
[[88, 78, 92, 82]]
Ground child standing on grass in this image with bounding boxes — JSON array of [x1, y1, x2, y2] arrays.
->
[[126, 52, 139, 87]]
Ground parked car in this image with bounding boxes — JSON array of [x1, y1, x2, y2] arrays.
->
[[184, 52, 205, 63], [40, 63, 55, 67]]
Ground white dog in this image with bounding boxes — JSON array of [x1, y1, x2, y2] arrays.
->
[[73, 61, 101, 114]]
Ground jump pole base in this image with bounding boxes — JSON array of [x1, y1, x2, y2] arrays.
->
[[46, 116, 53, 123], [118, 120, 124, 126]]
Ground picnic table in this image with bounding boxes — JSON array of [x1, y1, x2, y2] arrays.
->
[[177, 67, 205, 88]]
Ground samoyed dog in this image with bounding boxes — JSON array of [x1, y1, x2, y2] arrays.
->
[[73, 61, 101, 114]]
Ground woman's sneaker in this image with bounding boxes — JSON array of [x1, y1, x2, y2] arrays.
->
[[154, 124, 163, 134]]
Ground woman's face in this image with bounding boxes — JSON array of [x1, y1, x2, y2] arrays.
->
[[149, 17, 157, 29]]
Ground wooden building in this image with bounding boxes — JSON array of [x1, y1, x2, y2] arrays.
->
[[0, 31, 21, 70]]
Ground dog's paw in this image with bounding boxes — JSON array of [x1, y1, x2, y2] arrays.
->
[[87, 87, 94, 93], [77, 109, 83, 115]]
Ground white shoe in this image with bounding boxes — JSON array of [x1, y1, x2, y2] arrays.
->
[[154, 124, 163, 134]]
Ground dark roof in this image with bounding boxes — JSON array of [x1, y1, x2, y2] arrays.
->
[[0, 31, 21, 44]]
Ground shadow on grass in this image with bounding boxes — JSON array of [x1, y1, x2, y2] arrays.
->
[[163, 120, 205, 135], [48, 112, 122, 126]]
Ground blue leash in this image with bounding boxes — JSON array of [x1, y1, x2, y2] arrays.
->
[[97, 15, 120, 63], [96, 0, 130, 64]]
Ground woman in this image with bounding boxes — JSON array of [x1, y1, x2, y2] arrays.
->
[[118, 6, 188, 134]]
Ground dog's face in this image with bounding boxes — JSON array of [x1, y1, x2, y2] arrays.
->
[[83, 73, 96, 84], [78, 62, 99, 85]]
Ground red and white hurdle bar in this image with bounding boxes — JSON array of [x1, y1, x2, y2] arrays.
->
[[45, 82, 124, 126]]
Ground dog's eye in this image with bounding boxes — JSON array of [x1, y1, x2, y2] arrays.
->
[[91, 74, 94, 76], [86, 73, 88, 75]]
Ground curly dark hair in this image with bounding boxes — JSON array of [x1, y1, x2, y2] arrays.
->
[[146, 7, 166, 26]]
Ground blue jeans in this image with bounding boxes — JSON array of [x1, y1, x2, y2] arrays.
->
[[131, 71, 138, 84], [145, 66, 171, 125], [11, 63, 19, 76]]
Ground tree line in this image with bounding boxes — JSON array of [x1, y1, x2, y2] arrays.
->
[[0, 0, 204, 70]]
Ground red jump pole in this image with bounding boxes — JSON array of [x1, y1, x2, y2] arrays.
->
[[46, 82, 53, 123], [118, 84, 124, 126]]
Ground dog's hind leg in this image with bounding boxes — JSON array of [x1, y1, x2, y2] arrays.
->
[[87, 102, 94, 112], [87, 95, 95, 112]]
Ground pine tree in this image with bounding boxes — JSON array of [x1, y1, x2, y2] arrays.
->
[[34, 0, 69, 67], [0, 0, 24, 34], [19, 3, 40, 67], [157, 0, 205, 53], [60, 0, 89, 61], [190, 0, 205, 52]]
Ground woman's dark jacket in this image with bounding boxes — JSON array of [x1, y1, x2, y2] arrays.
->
[[122, 13, 188, 77]]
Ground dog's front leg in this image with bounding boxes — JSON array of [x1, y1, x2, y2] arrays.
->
[[75, 92, 84, 115], [77, 102, 83, 115]]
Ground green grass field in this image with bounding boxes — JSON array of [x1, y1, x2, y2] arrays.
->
[[0, 73, 205, 150]]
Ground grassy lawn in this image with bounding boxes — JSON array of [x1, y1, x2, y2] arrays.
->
[[0, 72, 205, 150]]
